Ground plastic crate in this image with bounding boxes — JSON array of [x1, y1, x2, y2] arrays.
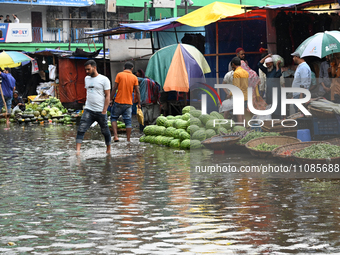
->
[[297, 117, 313, 133], [313, 117, 340, 135]]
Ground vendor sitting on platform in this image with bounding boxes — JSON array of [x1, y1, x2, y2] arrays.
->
[[12, 91, 25, 111]]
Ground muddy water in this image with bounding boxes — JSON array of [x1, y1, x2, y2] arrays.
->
[[0, 124, 340, 254]]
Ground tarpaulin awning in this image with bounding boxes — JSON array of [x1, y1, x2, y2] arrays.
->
[[85, 17, 182, 36], [119, 17, 182, 31], [176, 2, 249, 27], [256, 3, 302, 9], [0, 0, 95, 6]]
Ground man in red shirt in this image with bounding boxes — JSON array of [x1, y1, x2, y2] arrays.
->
[[111, 62, 141, 142]]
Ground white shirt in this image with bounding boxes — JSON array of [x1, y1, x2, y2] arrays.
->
[[14, 18, 19, 23], [84, 74, 111, 112], [292, 62, 311, 97]]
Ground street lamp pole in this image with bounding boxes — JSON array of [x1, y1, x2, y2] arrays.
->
[[104, 0, 108, 76]]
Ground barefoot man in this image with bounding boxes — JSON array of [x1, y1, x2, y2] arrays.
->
[[111, 62, 140, 142], [76, 60, 112, 153]]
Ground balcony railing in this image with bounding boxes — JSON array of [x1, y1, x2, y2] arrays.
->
[[32, 27, 150, 43]]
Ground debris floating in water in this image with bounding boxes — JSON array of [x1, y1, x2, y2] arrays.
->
[[173, 150, 186, 154]]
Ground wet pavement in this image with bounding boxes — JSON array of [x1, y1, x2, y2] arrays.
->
[[1, 124, 340, 254]]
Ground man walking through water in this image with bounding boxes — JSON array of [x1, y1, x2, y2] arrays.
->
[[111, 62, 140, 142], [0, 68, 16, 114], [76, 60, 111, 154]]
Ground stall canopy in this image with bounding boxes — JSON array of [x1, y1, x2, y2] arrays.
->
[[85, 17, 182, 36], [176, 2, 249, 27]]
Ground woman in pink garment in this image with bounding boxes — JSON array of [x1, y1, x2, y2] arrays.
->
[[241, 60, 267, 110]]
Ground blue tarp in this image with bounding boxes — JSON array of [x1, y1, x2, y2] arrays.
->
[[256, 3, 300, 8], [85, 17, 182, 36], [0, 0, 95, 6], [119, 17, 180, 31]]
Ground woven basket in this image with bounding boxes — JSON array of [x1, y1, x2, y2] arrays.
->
[[245, 136, 301, 159], [272, 141, 330, 163], [293, 154, 340, 165], [287, 112, 306, 120], [201, 135, 240, 151], [261, 126, 297, 137], [308, 106, 335, 119], [326, 138, 340, 146]]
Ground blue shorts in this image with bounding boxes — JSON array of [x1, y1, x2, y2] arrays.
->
[[111, 102, 132, 128]]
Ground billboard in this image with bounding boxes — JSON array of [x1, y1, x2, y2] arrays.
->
[[153, 0, 175, 8], [0, 0, 95, 6], [0, 23, 32, 43]]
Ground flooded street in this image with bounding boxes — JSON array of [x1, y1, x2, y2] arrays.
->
[[1, 124, 340, 254]]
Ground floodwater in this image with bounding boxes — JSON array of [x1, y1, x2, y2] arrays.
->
[[1, 124, 340, 254]]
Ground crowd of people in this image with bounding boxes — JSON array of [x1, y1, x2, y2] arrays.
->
[[0, 14, 19, 23], [219, 47, 340, 121]]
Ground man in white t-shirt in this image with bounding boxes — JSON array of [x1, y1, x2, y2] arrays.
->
[[12, 14, 19, 23], [76, 60, 112, 153]]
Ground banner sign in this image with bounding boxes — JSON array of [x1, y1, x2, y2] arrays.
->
[[0, 0, 95, 6], [0, 23, 32, 43]]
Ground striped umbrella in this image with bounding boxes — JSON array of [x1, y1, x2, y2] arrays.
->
[[0, 51, 33, 69], [295, 30, 340, 58]]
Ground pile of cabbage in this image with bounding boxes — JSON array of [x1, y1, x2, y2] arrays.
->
[[139, 106, 246, 150]]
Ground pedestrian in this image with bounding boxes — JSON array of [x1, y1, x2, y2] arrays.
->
[[291, 52, 311, 112], [257, 54, 282, 119], [228, 47, 247, 72], [241, 60, 267, 111], [0, 68, 16, 114], [76, 60, 111, 154], [136, 69, 145, 78], [330, 55, 340, 103], [319, 55, 332, 100], [220, 70, 234, 119], [4, 15, 11, 23], [258, 48, 269, 98], [227, 57, 248, 123], [12, 14, 19, 23], [111, 62, 141, 142]]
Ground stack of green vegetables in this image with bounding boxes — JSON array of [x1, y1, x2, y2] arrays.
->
[[139, 106, 247, 150], [251, 143, 279, 151], [1, 97, 80, 125], [238, 132, 281, 145], [295, 144, 340, 159]]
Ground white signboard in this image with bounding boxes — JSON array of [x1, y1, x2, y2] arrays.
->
[[1, 23, 32, 43], [153, 0, 175, 8], [107, 0, 116, 12]]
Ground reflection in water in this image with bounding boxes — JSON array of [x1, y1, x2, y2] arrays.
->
[[0, 125, 340, 254]]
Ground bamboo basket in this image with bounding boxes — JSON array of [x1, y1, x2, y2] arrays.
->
[[286, 112, 306, 120], [245, 136, 301, 159], [272, 141, 330, 163], [261, 126, 297, 137], [201, 135, 240, 151], [308, 106, 335, 119], [293, 154, 340, 165], [326, 138, 340, 146]]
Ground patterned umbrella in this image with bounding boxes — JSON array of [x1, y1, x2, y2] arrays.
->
[[295, 30, 340, 58], [0, 51, 33, 69], [145, 44, 211, 92]]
